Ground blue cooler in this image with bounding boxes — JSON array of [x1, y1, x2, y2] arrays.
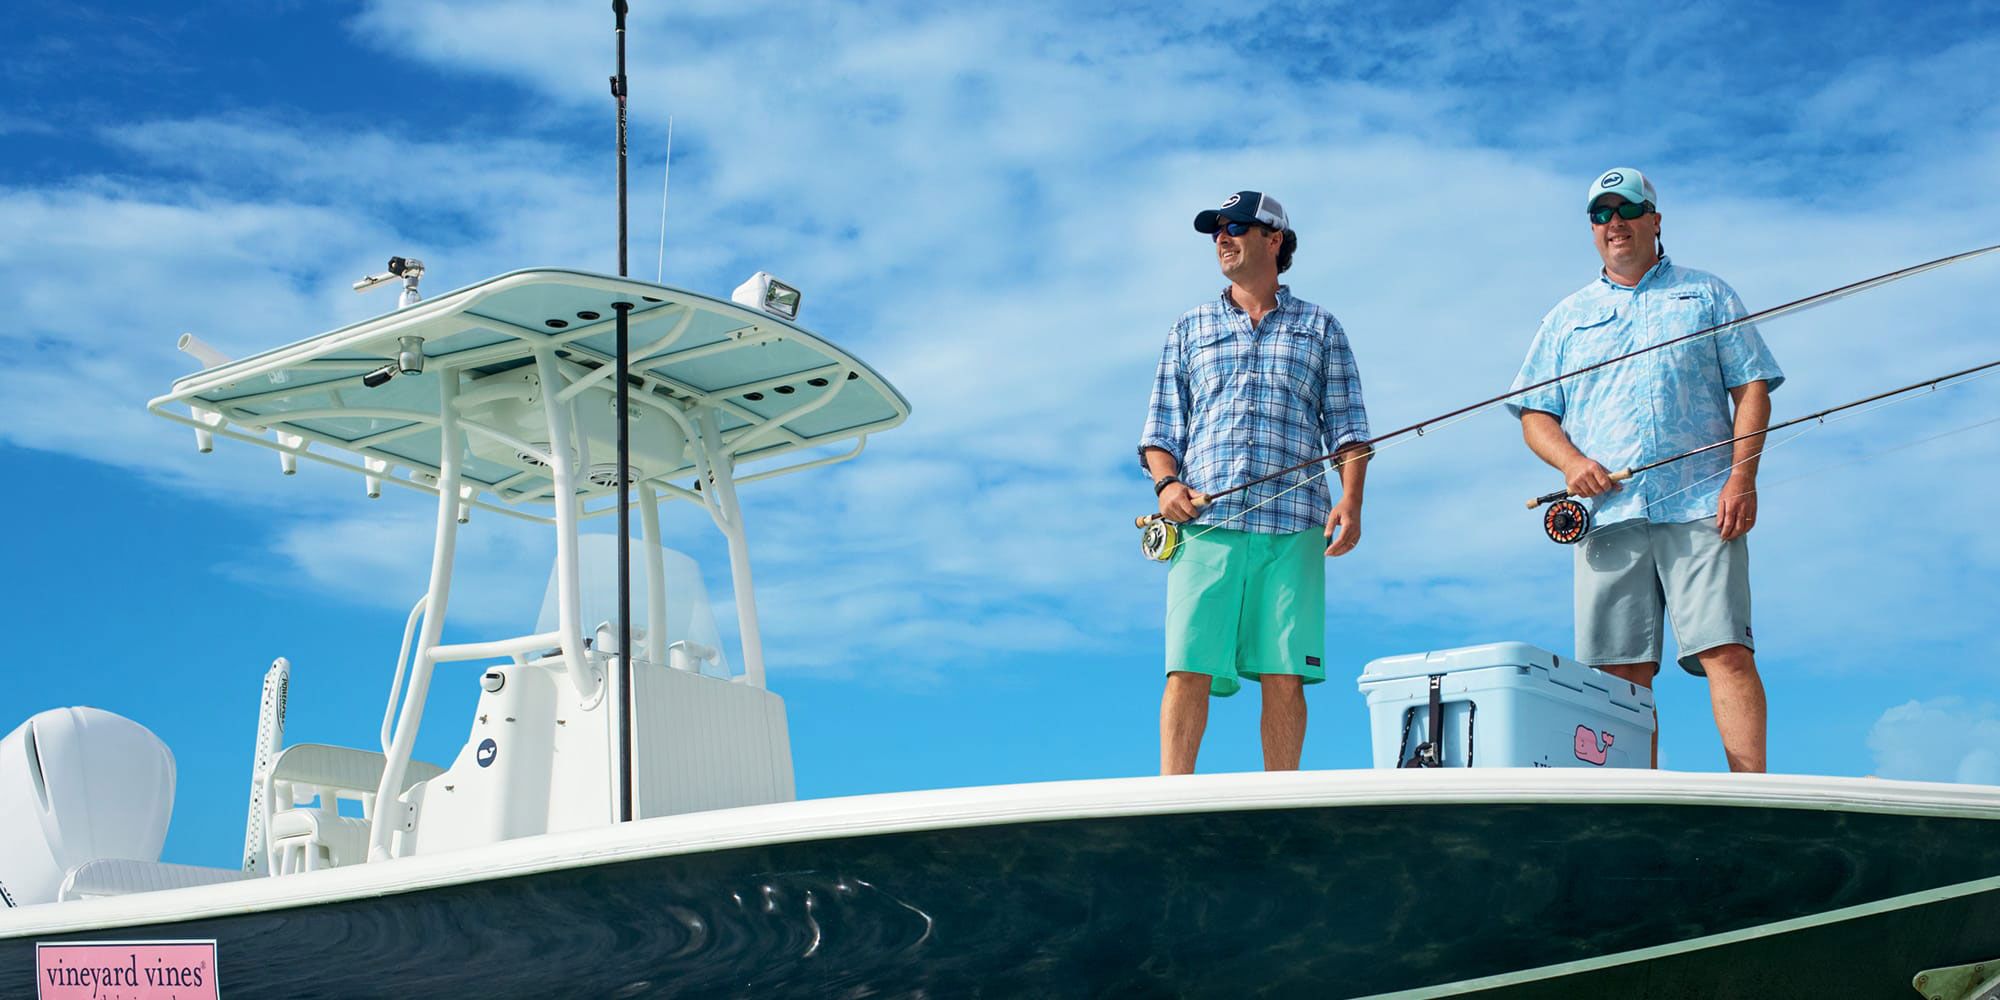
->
[[1356, 641, 1655, 769]]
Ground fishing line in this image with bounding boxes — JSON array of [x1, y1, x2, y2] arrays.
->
[[1757, 413, 2000, 492], [1135, 244, 2000, 560], [1529, 360, 2000, 544]]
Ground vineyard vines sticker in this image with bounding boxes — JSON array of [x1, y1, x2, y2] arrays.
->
[[36, 941, 219, 1000]]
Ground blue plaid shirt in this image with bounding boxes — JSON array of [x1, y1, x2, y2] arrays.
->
[[1139, 286, 1370, 534]]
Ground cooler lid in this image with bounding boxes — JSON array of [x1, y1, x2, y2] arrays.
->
[[1357, 641, 1562, 683]]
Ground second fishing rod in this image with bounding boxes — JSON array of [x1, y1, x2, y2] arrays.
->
[[1528, 357, 2000, 543]]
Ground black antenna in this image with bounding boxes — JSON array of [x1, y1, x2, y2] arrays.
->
[[610, 0, 635, 826]]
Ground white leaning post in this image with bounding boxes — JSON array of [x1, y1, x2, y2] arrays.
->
[[697, 408, 765, 689], [241, 657, 290, 875], [369, 370, 465, 861]]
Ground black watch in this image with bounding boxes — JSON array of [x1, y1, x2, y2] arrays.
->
[[1154, 474, 1183, 496]]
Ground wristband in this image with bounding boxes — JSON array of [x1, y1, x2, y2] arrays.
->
[[1153, 474, 1183, 496]]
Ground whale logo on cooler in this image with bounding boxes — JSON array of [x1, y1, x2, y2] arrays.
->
[[1573, 725, 1614, 766]]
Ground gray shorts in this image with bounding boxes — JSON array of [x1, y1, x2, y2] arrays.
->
[[1574, 516, 1753, 676]]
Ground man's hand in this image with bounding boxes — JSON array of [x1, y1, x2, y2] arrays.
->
[[1159, 482, 1206, 523], [1716, 474, 1758, 540], [1563, 456, 1621, 498], [1324, 497, 1362, 557]]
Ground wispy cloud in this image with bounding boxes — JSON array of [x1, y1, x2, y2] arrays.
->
[[1869, 698, 2000, 784], [5, 0, 1997, 694]]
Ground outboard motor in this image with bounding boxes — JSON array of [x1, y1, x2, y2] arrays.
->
[[0, 707, 175, 907]]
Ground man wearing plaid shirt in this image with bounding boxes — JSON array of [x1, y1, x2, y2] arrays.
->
[[1139, 190, 1372, 775]]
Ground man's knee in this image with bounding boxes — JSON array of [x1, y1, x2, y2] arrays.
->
[[1260, 674, 1304, 698], [1597, 662, 1658, 688], [1697, 643, 1757, 678]]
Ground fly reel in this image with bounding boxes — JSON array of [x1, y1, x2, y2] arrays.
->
[[1139, 517, 1182, 562], [1543, 498, 1591, 544]]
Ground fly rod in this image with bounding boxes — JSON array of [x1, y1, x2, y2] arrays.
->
[[1529, 357, 2000, 543]]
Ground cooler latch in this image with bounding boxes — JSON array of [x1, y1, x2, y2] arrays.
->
[[1401, 674, 1446, 768]]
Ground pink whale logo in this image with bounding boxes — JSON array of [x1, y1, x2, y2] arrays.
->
[[1574, 725, 1614, 766]]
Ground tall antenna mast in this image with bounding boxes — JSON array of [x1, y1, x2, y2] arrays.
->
[[609, 0, 636, 826]]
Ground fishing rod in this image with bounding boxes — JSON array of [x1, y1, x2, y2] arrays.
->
[[1529, 357, 2000, 544], [1133, 243, 2000, 561]]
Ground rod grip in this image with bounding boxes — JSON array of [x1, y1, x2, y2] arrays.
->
[[1134, 494, 1210, 528], [1526, 489, 1566, 510], [1526, 468, 1634, 508]]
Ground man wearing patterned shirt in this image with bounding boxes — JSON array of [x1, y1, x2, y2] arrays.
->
[[1509, 168, 1783, 773], [1139, 190, 1371, 775]]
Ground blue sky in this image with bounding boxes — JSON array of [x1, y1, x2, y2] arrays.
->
[[3, 0, 1998, 868]]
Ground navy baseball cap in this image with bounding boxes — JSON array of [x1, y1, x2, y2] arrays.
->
[[1194, 191, 1290, 234]]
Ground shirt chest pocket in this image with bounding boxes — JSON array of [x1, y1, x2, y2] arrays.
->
[[1185, 326, 1241, 398], [1560, 308, 1622, 372]]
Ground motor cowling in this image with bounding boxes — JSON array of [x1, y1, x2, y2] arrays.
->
[[0, 707, 175, 907]]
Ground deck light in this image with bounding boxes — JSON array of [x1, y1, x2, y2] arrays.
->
[[362, 336, 427, 389], [364, 457, 388, 498], [730, 272, 801, 320], [398, 336, 426, 376]]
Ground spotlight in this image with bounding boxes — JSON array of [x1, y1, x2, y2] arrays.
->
[[731, 271, 801, 320]]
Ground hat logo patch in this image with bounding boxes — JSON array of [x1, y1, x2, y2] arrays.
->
[[1600, 171, 1623, 187], [1220, 194, 1241, 209]]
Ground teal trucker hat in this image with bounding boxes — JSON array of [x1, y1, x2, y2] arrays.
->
[[1586, 167, 1657, 210]]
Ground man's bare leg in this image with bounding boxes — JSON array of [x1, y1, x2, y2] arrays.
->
[[1695, 643, 1766, 773], [1160, 671, 1211, 775], [1596, 662, 1659, 767], [1260, 674, 1306, 771]]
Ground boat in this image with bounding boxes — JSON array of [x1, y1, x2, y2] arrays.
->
[[4, 261, 2000, 1000]]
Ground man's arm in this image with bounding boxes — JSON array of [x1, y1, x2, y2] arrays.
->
[[1716, 380, 1771, 540], [1323, 442, 1370, 556], [1520, 410, 1620, 497], [1143, 446, 1203, 522]]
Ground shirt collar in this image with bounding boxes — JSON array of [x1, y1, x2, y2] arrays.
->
[[1597, 255, 1673, 292], [1217, 284, 1293, 313]]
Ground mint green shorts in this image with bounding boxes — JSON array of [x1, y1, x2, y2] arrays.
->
[[1165, 524, 1327, 697]]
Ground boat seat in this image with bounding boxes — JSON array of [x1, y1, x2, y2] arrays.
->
[[58, 858, 254, 901], [262, 743, 442, 874]]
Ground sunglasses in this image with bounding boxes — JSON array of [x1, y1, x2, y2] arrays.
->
[[1588, 201, 1654, 225], [1212, 220, 1270, 240]]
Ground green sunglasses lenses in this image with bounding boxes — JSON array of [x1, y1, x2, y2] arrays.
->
[[1589, 201, 1652, 225]]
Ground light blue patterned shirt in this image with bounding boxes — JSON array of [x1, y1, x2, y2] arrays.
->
[[1140, 286, 1370, 534], [1508, 257, 1785, 527]]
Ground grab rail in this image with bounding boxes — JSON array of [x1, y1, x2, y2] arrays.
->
[[381, 596, 428, 754]]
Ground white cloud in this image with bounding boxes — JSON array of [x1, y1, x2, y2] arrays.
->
[[7, 0, 1999, 686], [233, 508, 555, 630], [1869, 698, 2000, 784]]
